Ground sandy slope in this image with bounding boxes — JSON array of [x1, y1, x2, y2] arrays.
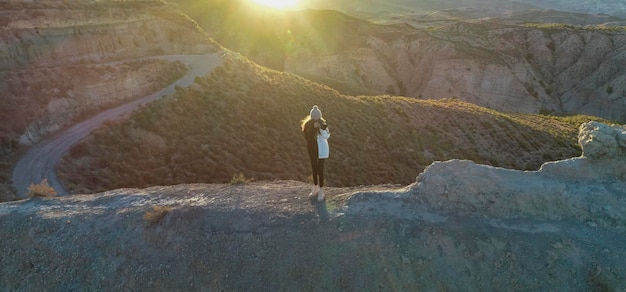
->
[[11, 53, 224, 198]]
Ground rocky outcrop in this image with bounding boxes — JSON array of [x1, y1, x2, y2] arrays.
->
[[411, 121, 626, 228], [578, 121, 626, 159]]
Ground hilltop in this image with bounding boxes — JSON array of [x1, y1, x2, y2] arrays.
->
[[1, 121, 625, 290], [57, 55, 607, 194]]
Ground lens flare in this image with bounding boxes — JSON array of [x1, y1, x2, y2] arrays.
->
[[252, 0, 298, 10]]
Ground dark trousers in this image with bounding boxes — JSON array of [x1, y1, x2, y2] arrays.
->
[[308, 151, 326, 187]]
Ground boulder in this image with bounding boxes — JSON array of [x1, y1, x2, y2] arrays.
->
[[578, 121, 626, 159]]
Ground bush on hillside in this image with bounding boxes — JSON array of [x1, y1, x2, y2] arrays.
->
[[230, 172, 250, 185], [28, 179, 57, 198]]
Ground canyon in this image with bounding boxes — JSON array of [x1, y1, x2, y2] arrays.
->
[[176, 1, 626, 122], [1, 1, 625, 290]]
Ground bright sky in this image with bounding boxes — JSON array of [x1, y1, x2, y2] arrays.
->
[[251, 0, 300, 10]]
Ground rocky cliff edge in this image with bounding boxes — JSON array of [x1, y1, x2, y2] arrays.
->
[[407, 121, 626, 228], [1, 121, 625, 290]]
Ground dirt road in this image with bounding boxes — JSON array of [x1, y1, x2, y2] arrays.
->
[[12, 53, 224, 198]]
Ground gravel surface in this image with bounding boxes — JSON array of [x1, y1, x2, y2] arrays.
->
[[1, 180, 624, 291]]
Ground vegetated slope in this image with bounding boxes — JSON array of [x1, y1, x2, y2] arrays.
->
[[0, 0, 220, 201], [0, 60, 187, 148], [172, 1, 626, 122], [58, 55, 605, 194], [0, 59, 186, 200]]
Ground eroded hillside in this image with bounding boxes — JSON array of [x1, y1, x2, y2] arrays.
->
[[284, 18, 626, 123], [0, 1, 212, 69], [295, 0, 626, 19], [172, 1, 626, 122]]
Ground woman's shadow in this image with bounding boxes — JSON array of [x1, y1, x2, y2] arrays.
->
[[309, 194, 330, 222]]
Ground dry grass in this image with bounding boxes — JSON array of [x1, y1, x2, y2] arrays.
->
[[230, 172, 250, 185], [58, 57, 610, 194], [28, 179, 57, 198], [144, 206, 172, 226]]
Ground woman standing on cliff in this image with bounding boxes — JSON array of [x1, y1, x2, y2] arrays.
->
[[301, 105, 330, 202]]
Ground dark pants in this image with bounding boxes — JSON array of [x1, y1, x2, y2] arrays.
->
[[308, 150, 326, 187]]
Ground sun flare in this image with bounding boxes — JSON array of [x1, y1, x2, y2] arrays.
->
[[252, 0, 299, 10]]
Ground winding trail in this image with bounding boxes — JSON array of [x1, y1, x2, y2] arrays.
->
[[12, 53, 224, 198]]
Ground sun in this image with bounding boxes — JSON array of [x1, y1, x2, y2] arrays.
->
[[251, 0, 299, 10]]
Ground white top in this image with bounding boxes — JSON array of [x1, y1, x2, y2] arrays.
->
[[317, 128, 330, 159]]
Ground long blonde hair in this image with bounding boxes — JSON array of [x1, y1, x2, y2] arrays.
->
[[300, 116, 311, 131]]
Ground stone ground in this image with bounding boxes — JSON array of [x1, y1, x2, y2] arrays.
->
[[1, 180, 624, 291]]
